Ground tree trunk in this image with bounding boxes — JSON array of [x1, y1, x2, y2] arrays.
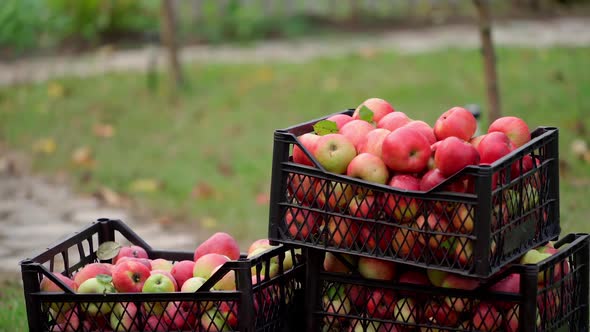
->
[[473, 0, 501, 123], [160, 0, 183, 90]]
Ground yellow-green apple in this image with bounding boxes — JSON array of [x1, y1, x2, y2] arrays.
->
[[522, 183, 540, 211], [315, 180, 354, 211], [211, 266, 236, 291], [180, 276, 207, 292], [451, 203, 475, 234], [323, 252, 357, 273], [358, 256, 396, 281], [357, 223, 395, 253], [285, 207, 320, 240], [367, 289, 396, 318], [383, 174, 421, 223], [340, 119, 375, 151], [353, 97, 395, 123], [109, 302, 140, 332], [423, 300, 460, 327], [346, 153, 389, 185], [322, 285, 352, 328], [247, 239, 272, 255], [115, 256, 151, 270], [472, 302, 502, 331], [313, 133, 357, 174], [377, 111, 411, 132], [348, 319, 382, 332], [470, 134, 486, 149], [113, 245, 148, 265], [150, 258, 173, 272], [382, 126, 431, 173], [405, 120, 436, 145], [142, 272, 177, 316], [349, 194, 378, 219], [40, 273, 78, 313], [426, 269, 448, 287], [73, 263, 112, 286], [489, 273, 520, 310], [434, 136, 480, 177], [393, 298, 419, 324], [170, 260, 195, 289], [180, 277, 211, 312], [441, 274, 479, 313], [287, 173, 316, 205], [488, 116, 530, 148], [200, 302, 238, 331], [433, 107, 477, 141], [327, 114, 354, 130], [358, 128, 391, 159], [150, 270, 178, 291], [450, 237, 474, 267], [520, 249, 552, 283], [51, 308, 80, 332], [391, 226, 421, 259], [194, 232, 240, 261], [194, 253, 230, 279], [477, 131, 513, 164], [293, 133, 320, 166], [77, 274, 116, 316], [111, 260, 151, 293], [326, 216, 358, 248]]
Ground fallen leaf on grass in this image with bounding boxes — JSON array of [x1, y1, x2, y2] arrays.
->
[[94, 186, 125, 207], [93, 123, 115, 138], [571, 139, 588, 161], [129, 179, 161, 193], [256, 192, 270, 205], [216, 161, 234, 177], [192, 182, 216, 200], [200, 216, 218, 229], [71, 146, 94, 168], [47, 82, 65, 99], [32, 138, 56, 155], [358, 47, 378, 59]]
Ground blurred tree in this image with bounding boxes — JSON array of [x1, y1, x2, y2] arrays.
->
[[473, 0, 501, 123], [160, 0, 183, 90]]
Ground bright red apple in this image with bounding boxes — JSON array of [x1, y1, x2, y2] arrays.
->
[[327, 114, 354, 130], [377, 111, 412, 132], [293, 133, 320, 166], [488, 116, 530, 148], [194, 232, 240, 262], [434, 136, 480, 177], [404, 120, 436, 145], [383, 174, 421, 223], [477, 131, 513, 164], [358, 128, 390, 159], [434, 107, 477, 141], [340, 119, 375, 151], [382, 126, 431, 173]]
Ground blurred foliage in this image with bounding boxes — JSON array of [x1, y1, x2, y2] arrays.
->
[[0, 0, 53, 51]]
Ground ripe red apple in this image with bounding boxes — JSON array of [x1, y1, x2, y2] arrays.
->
[[416, 213, 451, 258], [285, 207, 320, 240], [194, 232, 240, 261], [488, 116, 530, 148], [193, 253, 230, 280], [489, 273, 520, 310], [211, 265, 236, 291], [451, 237, 474, 267], [73, 263, 112, 287], [353, 97, 395, 123], [287, 174, 316, 205], [356, 223, 395, 253], [349, 194, 378, 219], [377, 112, 411, 132], [472, 302, 503, 331], [161, 301, 195, 330], [434, 136, 480, 177], [293, 133, 320, 166], [326, 216, 358, 248], [327, 114, 354, 129], [322, 285, 352, 329], [113, 245, 149, 265], [470, 134, 486, 149], [382, 126, 431, 173], [404, 120, 436, 145], [170, 260, 196, 289], [434, 106, 477, 141], [477, 131, 513, 164], [346, 153, 389, 185], [340, 119, 375, 150], [420, 168, 447, 191], [451, 203, 475, 234], [366, 289, 396, 318], [383, 174, 421, 223], [398, 270, 431, 298], [358, 256, 396, 281], [313, 133, 357, 174], [52, 308, 81, 332], [423, 300, 460, 327], [358, 128, 390, 159], [115, 256, 152, 270], [391, 226, 421, 259], [247, 239, 271, 255], [112, 260, 151, 293], [510, 154, 538, 179], [323, 252, 357, 273], [40, 273, 78, 314]]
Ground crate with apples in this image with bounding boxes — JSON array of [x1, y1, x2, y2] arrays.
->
[[268, 98, 560, 277], [301, 233, 588, 332], [20, 218, 305, 332]]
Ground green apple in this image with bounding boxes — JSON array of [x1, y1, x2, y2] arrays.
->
[[520, 249, 552, 283], [142, 273, 177, 316], [77, 274, 116, 316], [109, 302, 139, 332]]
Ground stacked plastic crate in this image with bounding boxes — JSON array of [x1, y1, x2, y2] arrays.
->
[[268, 109, 589, 332]]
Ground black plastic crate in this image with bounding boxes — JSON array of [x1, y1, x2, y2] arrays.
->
[[20, 218, 305, 332], [302, 233, 589, 332], [268, 109, 560, 278]]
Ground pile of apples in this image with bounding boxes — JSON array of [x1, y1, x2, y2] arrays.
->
[[287, 97, 539, 264], [39, 232, 294, 332], [320, 240, 570, 332]]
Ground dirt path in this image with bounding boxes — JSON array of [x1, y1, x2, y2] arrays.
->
[[1, 18, 588, 86], [1, 17, 589, 277]]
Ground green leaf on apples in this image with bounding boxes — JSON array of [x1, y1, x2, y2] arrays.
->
[[97, 241, 122, 260], [440, 238, 455, 251], [359, 106, 374, 123], [96, 274, 113, 285], [313, 120, 339, 136]]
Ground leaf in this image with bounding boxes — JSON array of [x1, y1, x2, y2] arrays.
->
[[359, 106, 374, 123], [32, 138, 56, 155], [97, 241, 122, 260], [192, 182, 216, 200], [47, 82, 65, 99], [313, 120, 339, 136], [94, 186, 124, 207], [71, 146, 94, 168], [440, 238, 455, 251], [93, 123, 115, 138], [129, 179, 160, 193], [96, 274, 113, 285]]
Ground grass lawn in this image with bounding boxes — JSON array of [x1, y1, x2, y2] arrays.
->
[[0, 46, 589, 330]]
